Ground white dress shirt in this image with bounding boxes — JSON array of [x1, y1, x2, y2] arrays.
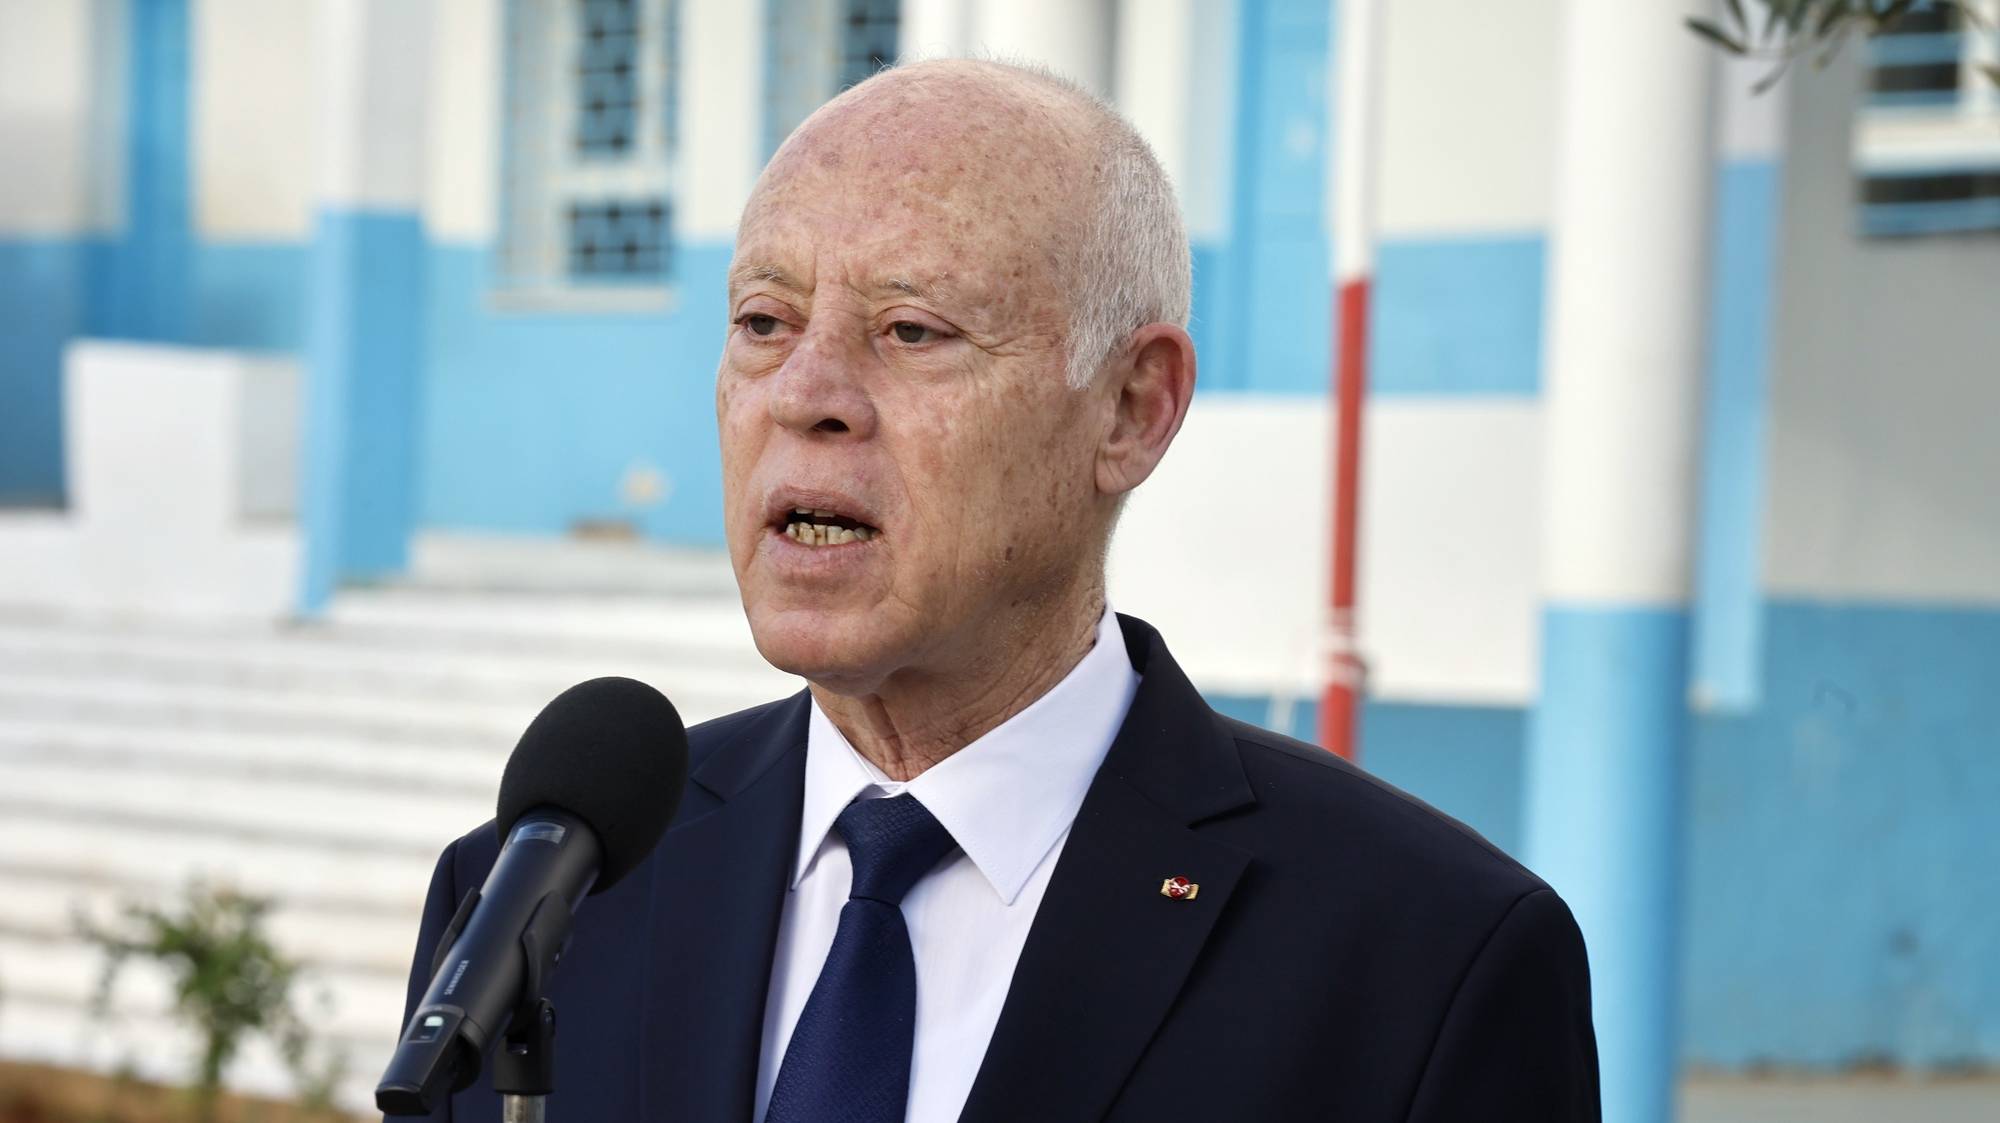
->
[[753, 605, 1141, 1123]]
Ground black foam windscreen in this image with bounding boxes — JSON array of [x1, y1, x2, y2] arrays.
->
[[495, 676, 690, 893]]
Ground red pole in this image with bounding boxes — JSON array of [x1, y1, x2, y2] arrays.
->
[[1319, 0, 1381, 760], [1319, 277, 1369, 759]]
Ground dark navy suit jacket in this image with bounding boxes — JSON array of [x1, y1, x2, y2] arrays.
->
[[397, 614, 1600, 1121]]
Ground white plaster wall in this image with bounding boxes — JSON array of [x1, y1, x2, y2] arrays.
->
[[0, 0, 99, 234], [425, 0, 503, 242], [1358, 400, 1542, 704], [0, 343, 300, 620], [1375, 0, 1560, 238], [1764, 58, 2000, 606], [192, 0, 317, 239], [1108, 396, 1541, 706]]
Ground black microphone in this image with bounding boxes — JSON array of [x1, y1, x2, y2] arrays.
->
[[376, 676, 689, 1115]]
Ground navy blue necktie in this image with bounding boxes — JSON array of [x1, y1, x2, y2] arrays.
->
[[765, 794, 959, 1123]]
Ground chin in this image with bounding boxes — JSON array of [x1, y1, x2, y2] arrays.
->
[[744, 602, 901, 691]]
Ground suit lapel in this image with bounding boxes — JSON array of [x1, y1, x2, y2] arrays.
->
[[958, 617, 1256, 1123], [640, 693, 809, 1122]]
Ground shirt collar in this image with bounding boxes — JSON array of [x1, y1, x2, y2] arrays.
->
[[795, 605, 1140, 905]]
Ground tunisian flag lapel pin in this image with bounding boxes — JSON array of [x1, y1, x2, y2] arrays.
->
[[1160, 876, 1199, 901]]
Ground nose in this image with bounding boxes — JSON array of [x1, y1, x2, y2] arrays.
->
[[768, 320, 877, 440]]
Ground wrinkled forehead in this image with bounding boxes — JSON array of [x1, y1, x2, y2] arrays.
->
[[733, 74, 1089, 304]]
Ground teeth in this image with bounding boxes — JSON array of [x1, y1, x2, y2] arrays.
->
[[783, 521, 878, 546]]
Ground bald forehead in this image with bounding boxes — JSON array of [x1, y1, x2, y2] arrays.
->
[[732, 63, 1103, 321], [744, 64, 1096, 235]]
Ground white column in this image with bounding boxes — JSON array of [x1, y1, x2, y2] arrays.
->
[[1524, 2, 1716, 1122], [901, 0, 972, 60], [1113, 0, 1194, 190], [682, 0, 766, 237], [972, 0, 1113, 95], [315, 0, 431, 212]]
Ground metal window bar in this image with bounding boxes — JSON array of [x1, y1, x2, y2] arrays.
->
[[500, 0, 681, 297]]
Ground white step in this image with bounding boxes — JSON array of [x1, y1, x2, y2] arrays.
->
[[0, 807, 454, 910], [0, 545, 780, 1113], [0, 717, 504, 793], [0, 754, 490, 858]]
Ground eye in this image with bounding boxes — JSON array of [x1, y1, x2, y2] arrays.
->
[[891, 321, 933, 344], [739, 313, 781, 337]]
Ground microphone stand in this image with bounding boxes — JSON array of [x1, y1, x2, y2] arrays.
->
[[494, 996, 556, 1123], [492, 894, 571, 1122]]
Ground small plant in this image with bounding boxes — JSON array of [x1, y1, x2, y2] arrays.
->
[[75, 882, 346, 1123]]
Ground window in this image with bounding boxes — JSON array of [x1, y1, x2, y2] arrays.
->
[[1853, 1, 2000, 236], [764, 0, 901, 158], [500, 0, 681, 300]]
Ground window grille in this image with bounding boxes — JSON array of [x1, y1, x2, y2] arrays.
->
[[764, 0, 901, 158], [501, 0, 681, 299], [1853, 1, 2000, 237]]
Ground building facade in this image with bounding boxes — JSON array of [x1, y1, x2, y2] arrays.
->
[[2, 0, 1998, 1073]]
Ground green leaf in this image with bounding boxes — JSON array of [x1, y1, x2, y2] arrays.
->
[[1726, 0, 1749, 33], [1815, 1, 1850, 39], [1981, 63, 2000, 89], [1752, 59, 1794, 93], [1686, 15, 1750, 53]]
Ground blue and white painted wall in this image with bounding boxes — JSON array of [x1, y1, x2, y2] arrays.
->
[[1, 0, 1997, 1074]]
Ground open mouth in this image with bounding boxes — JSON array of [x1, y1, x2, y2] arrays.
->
[[780, 506, 880, 547]]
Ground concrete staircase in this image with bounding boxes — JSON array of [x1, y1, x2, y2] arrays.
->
[[0, 535, 798, 1109]]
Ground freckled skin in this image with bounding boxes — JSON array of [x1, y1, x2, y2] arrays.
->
[[717, 61, 1196, 780]]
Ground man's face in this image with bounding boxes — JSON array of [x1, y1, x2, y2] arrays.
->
[[717, 81, 1108, 694]]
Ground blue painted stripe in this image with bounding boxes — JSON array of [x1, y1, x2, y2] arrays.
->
[[300, 209, 427, 613], [419, 240, 731, 546], [1861, 198, 2000, 236], [100, 0, 193, 342], [192, 241, 310, 350], [1204, 0, 1331, 395], [1370, 235, 1545, 396], [1866, 31, 1980, 67], [1205, 693, 1526, 853], [1202, 599, 2000, 1071], [1525, 605, 1690, 1123], [1684, 599, 2000, 1070], [0, 239, 89, 504], [1693, 159, 1780, 711]]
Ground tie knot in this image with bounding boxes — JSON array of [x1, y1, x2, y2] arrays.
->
[[834, 794, 957, 905]]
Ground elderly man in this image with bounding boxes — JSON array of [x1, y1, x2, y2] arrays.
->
[[400, 60, 1598, 1122]]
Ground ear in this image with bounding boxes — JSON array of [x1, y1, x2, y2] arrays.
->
[[1095, 323, 1197, 498]]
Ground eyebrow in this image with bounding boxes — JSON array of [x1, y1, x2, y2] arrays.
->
[[729, 263, 803, 293], [729, 264, 962, 307], [876, 274, 958, 305]]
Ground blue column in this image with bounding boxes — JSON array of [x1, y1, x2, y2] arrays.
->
[[295, 0, 434, 615], [1524, 606, 1690, 1121], [88, 0, 193, 342], [299, 209, 425, 613]]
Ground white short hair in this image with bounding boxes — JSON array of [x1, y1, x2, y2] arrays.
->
[[1050, 75, 1193, 389], [853, 60, 1193, 389]]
